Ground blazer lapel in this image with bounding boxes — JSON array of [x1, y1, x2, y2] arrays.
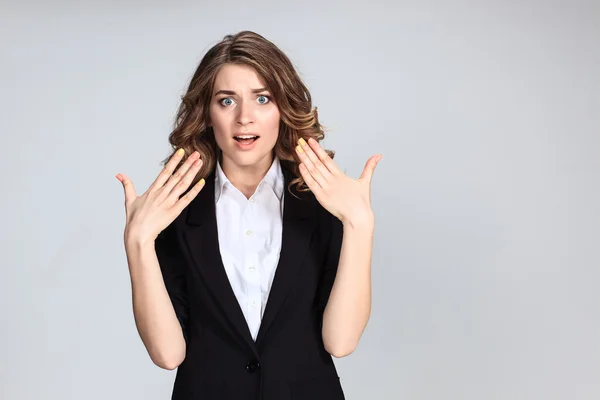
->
[[182, 171, 257, 353], [256, 164, 317, 344]]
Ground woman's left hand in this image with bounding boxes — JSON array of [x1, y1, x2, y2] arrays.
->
[[296, 137, 382, 226]]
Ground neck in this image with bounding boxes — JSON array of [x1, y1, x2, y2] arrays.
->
[[220, 152, 274, 199]]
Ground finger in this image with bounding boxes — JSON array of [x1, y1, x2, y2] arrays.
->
[[296, 142, 327, 188], [149, 148, 187, 192], [299, 138, 333, 182], [359, 154, 383, 183], [162, 151, 200, 195], [307, 138, 342, 176], [299, 163, 323, 197], [172, 177, 206, 214], [166, 157, 203, 202], [116, 173, 137, 207]]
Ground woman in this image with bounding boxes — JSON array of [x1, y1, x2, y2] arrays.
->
[[116, 30, 381, 400]]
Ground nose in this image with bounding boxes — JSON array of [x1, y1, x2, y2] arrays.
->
[[236, 99, 254, 127]]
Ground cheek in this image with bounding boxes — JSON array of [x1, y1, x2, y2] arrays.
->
[[210, 108, 232, 142], [261, 107, 281, 133], [209, 107, 227, 128], [209, 112, 228, 145]]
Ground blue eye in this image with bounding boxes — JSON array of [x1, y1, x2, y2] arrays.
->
[[220, 97, 234, 106], [257, 95, 270, 104]]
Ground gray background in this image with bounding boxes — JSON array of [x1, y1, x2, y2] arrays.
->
[[1, 0, 599, 399]]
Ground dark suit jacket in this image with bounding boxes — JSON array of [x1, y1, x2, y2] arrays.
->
[[154, 160, 345, 400]]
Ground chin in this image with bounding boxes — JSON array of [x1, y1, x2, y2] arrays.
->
[[222, 148, 273, 168]]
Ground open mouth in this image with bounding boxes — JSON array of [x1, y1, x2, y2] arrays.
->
[[234, 135, 259, 145]]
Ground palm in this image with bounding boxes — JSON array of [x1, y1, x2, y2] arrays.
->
[[295, 138, 381, 223]]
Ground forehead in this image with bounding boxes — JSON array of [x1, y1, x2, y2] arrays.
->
[[213, 64, 266, 91]]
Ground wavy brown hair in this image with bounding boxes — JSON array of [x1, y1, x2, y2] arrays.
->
[[161, 30, 334, 195]]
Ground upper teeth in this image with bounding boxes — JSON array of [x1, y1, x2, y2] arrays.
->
[[236, 135, 256, 139]]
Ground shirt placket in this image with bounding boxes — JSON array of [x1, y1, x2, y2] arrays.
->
[[242, 197, 262, 340]]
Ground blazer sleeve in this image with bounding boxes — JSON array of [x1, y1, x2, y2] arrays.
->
[[154, 222, 189, 342], [317, 212, 344, 313]]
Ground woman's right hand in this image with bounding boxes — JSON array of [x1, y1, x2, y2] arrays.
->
[[116, 149, 205, 247]]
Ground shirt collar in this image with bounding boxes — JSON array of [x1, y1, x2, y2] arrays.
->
[[214, 156, 284, 203]]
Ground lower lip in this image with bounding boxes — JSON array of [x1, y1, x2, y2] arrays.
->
[[235, 138, 259, 150]]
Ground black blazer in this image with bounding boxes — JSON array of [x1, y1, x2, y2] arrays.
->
[[155, 160, 345, 400]]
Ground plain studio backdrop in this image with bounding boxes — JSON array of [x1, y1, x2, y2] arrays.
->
[[1, 0, 599, 399]]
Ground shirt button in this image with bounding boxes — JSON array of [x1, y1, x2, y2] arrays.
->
[[245, 229, 252, 236], [249, 198, 255, 203], [249, 265, 255, 272], [251, 300, 257, 308], [246, 359, 261, 373]]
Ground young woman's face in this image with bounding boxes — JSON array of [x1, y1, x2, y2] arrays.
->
[[209, 63, 280, 170]]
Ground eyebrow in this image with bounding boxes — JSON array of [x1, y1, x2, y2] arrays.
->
[[214, 87, 269, 96]]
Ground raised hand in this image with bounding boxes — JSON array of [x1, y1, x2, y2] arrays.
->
[[295, 137, 382, 225], [116, 149, 206, 246]]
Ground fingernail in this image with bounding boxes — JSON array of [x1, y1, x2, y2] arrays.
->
[[115, 174, 122, 182], [296, 145, 304, 153], [177, 148, 184, 156], [298, 138, 307, 147]]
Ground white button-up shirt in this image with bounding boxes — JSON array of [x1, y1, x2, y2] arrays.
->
[[214, 156, 285, 340]]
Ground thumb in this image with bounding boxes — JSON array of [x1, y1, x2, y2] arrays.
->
[[116, 173, 137, 206], [359, 154, 383, 183]]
